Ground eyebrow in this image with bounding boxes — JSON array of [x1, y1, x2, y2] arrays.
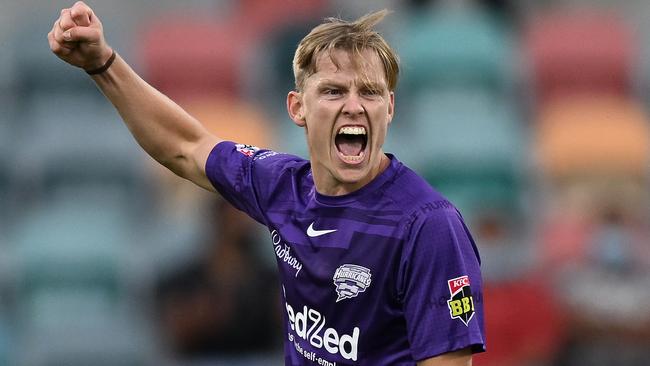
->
[[360, 81, 385, 91], [317, 79, 386, 91], [317, 79, 348, 87]]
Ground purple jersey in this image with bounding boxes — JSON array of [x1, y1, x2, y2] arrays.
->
[[206, 141, 485, 365]]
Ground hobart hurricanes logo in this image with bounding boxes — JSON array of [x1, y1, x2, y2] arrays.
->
[[447, 275, 475, 326], [333, 264, 372, 302]]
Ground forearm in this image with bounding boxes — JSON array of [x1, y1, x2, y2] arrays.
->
[[90, 53, 220, 181]]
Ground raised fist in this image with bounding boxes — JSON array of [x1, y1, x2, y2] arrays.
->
[[47, 1, 113, 72]]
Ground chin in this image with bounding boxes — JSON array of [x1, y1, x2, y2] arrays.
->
[[334, 166, 370, 185]]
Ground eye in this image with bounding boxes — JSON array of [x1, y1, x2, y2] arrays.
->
[[323, 88, 342, 96], [361, 88, 381, 97]]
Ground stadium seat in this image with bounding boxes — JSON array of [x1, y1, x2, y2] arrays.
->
[[251, 20, 322, 112], [0, 314, 9, 366], [7, 82, 158, 360], [276, 119, 310, 159], [9, 196, 130, 301], [16, 324, 151, 366], [424, 165, 521, 218], [180, 95, 276, 149], [475, 277, 567, 366], [138, 15, 254, 99], [12, 21, 94, 94], [533, 95, 650, 178], [410, 90, 524, 168], [14, 91, 151, 217], [9, 13, 129, 100], [395, 8, 516, 96], [524, 10, 636, 104], [0, 120, 11, 227], [238, 0, 326, 36], [408, 90, 526, 220], [327, 0, 396, 20], [8, 195, 153, 365]]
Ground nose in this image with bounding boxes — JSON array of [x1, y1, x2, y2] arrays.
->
[[341, 93, 365, 118]]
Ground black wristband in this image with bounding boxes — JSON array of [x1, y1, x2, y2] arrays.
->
[[86, 50, 116, 75]]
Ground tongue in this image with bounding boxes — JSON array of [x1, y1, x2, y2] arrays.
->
[[336, 135, 364, 156]]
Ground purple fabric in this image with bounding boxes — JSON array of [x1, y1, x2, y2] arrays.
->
[[206, 141, 485, 365]]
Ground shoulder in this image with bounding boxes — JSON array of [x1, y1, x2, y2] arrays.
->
[[212, 141, 309, 173], [384, 160, 477, 255], [383, 161, 461, 231], [248, 147, 312, 189], [205, 140, 311, 200]]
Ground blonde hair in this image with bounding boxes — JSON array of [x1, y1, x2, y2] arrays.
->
[[292, 10, 400, 92]]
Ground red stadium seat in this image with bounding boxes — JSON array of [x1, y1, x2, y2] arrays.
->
[[238, 0, 327, 36], [138, 15, 253, 99], [475, 277, 567, 366], [524, 10, 637, 104]]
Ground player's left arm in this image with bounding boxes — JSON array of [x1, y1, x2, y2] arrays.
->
[[417, 347, 472, 366], [400, 210, 484, 365]]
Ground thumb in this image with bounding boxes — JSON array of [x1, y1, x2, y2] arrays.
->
[[63, 26, 100, 43]]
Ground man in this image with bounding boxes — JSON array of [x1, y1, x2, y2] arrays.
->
[[48, 2, 485, 365]]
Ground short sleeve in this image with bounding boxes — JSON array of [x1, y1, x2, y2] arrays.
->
[[204, 141, 307, 225], [399, 210, 486, 361]]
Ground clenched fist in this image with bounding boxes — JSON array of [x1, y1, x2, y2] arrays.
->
[[47, 1, 113, 72]]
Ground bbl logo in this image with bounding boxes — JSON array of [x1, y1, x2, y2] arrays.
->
[[235, 144, 259, 157], [446, 275, 475, 326], [333, 264, 372, 302]]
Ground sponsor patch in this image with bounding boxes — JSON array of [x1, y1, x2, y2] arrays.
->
[[271, 230, 303, 277], [285, 301, 361, 361], [235, 143, 260, 157], [254, 150, 278, 161], [446, 275, 475, 326], [333, 264, 372, 302]]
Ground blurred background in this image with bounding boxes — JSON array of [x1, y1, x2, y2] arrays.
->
[[1, 0, 650, 365]]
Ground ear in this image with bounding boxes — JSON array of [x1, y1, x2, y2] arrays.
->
[[287, 91, 306, 127], [387, 91, 395, 125]]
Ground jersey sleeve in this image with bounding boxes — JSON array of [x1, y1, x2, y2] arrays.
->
[[204, 141, 305, 225], [398, 209, 486, 361]]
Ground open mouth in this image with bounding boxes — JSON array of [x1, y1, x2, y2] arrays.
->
[[335, 126, 367, 163]]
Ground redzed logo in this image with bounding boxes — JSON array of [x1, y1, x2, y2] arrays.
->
[[285, 302, 360, 361]]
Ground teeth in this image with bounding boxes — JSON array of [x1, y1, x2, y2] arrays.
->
[[338, 126, 366, 135], [341, 152, 365, 162]]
